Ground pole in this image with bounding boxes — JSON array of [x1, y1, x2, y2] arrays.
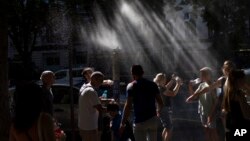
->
[[112, 48, 120, 103], [68, 4, 76, 141], [0, 1, 11, 140]]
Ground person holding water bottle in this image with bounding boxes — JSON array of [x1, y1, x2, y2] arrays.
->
[[192, 61, 236, 141], [153, 73, 182, 141], [186, 67, 219, 141]]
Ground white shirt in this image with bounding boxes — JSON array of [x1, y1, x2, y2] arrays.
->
[[78, 83, 101, 130], [198, 82, 216, 116]]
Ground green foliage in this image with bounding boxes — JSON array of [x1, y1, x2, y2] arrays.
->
[[8, 0, 49, 64], [200, 0, 250, 54]]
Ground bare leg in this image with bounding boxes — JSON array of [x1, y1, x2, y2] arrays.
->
[[162, 128, 172, 141], [210, 128, 219, 141], [204, 127, 210, 141]]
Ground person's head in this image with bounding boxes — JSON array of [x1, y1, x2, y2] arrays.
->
[[107, 103, 120, 117], [40, 70, 55, 88], [14, 82, 43, 131], [82, 67, 94, 83], [200, 67, 213, 82], [131, 65, 144, 80], [153, 73, 166, 86], [222, 60, 236, 77], [90, 71, 104, 88]]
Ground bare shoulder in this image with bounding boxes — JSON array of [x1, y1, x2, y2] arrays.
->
[[126, 82, 134, 90]]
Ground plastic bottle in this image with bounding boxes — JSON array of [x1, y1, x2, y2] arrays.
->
[[102, 90, 108, 99]]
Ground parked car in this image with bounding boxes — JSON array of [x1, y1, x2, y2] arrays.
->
[[52, 84, 79, 133], [54, 68, 83, 87]]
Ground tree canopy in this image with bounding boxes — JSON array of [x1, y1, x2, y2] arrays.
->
[[8, 0, 49, 64]]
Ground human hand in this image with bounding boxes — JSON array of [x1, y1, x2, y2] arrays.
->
[[191, 78, 201, 85], [157, 112, 160, 117], [176, 77, 183, 85], [171, 74, 176, 79], [189, 80, 194, 87], [215, 76, 225, 87], [207, 115, 213, 125], [218, 76, 225, 82]]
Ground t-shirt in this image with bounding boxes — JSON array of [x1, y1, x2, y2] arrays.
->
[[198, 82, 216, 116], [78, 83, 101, 130], [159, 86, 171, 107], [127, 78, 160, 123], [80, 83, 88, 94]]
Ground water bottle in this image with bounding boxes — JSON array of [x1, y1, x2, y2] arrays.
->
[[190, 78, 201, 85], [102, 90, 108, 99], [175, 76, 183, 85], [193, 78, 201, 84]]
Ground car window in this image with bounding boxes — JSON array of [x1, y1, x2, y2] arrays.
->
[[72, 69, 82, 77], [55, 71, 67, 79], [52, 86, 79, 104]]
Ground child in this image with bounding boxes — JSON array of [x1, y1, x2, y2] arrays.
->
[[186, 67, 219, 141], [107, 103, 135, 141]]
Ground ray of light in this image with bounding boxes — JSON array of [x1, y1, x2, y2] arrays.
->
[[79, 0, 220, 79]]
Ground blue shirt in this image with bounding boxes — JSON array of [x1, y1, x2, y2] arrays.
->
[[127, 78, 160, 123]]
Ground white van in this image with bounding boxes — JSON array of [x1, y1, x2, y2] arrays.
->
[[54, 68, 83, 87]]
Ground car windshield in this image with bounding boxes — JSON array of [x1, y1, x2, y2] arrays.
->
[[72, 69, 82, 78], [55, 71, 67, 79]]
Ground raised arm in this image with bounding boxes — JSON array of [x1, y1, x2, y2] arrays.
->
[[188, 81, 195, 96], [165, 79, 175, 89], [163, 80, 181, 97], [186, 85, 209, 103], [208, 76, 224, 91]]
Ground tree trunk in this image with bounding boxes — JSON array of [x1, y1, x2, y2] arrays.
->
[[0, 1, 11, 141]]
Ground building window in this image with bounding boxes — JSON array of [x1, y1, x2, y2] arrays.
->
[[75, 51, 87, 65], [43, 52, 60, 66], [55, 71, 67, 79]]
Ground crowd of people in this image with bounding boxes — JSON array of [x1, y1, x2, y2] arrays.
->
[[8, 60, 250, 141]]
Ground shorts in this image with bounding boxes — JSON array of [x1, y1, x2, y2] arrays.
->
[[200, 114, 216, 129], [159, 107, 173, 130]]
